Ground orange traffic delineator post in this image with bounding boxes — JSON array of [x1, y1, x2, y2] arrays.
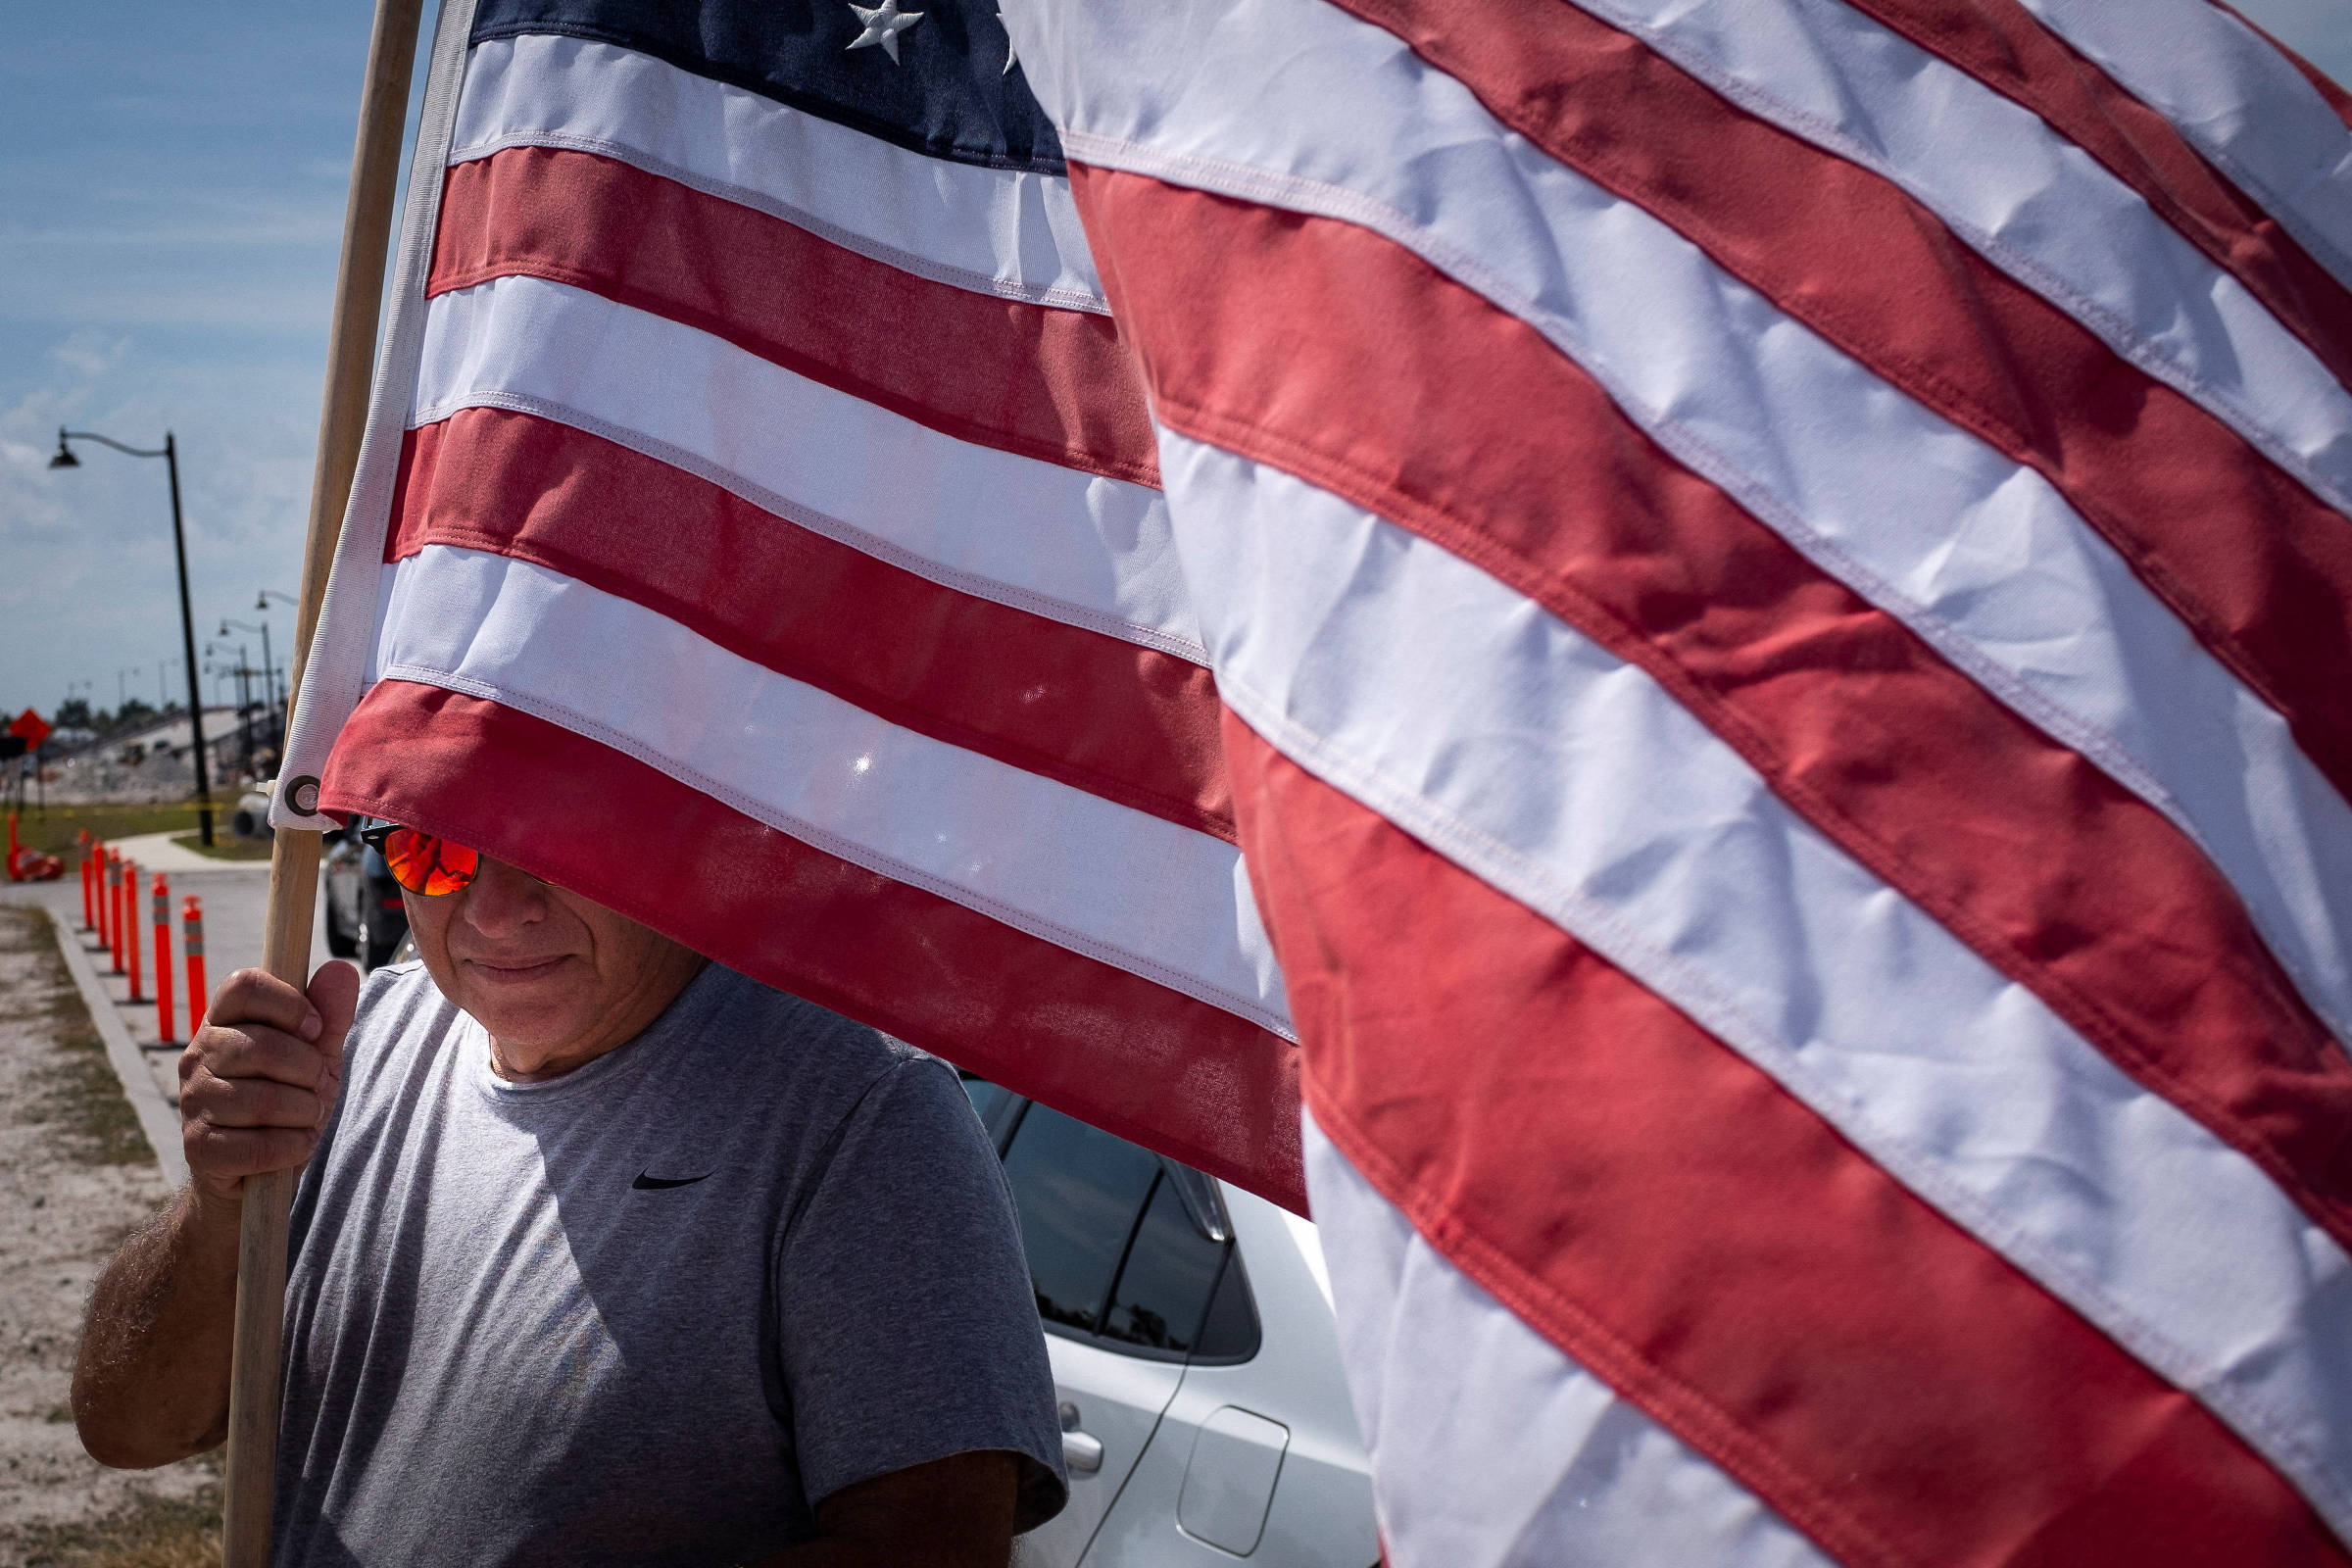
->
[[95, 849, 110, 951], [109, 853, 125, 973], [124, 859, 142, 1003], [153, 874, 175, 1045], [183, 896, 208, 1038], [80, 856, 94, 931]]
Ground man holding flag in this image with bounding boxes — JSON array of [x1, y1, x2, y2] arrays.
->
[[74, 825, 1066, 1564]]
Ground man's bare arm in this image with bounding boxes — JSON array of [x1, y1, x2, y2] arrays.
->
[[72, 964, 357, 1469], [758, 1449, 1021, 1568], [73, 1183, 247, 1467]]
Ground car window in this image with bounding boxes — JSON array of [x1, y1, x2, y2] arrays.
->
[[957, 1074, 1016, 1146], [1001, 1103, 1159, 1335], [1193, 1246, 1261, 1362], [1102, 1173, 1226, 1354]]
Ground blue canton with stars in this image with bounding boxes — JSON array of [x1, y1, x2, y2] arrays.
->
[[472, 0, 1063, 172]]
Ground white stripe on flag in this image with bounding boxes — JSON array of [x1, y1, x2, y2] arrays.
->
[[370, 543, 1290, 1034], [1301, 1110, 1839, 1568], [452, 33, 1109, 312], [1553, 0, 2352, 516], [1158, 430, 2352, 1534], [412, 276, 1202, 661], [1024, 0, 2352, 1048], [2013, 0, 2352, 294]]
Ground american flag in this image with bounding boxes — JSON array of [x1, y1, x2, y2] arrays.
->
[[278, 0, 2352, 1561]]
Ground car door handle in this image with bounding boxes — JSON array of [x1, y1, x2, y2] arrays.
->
[[1062, 1430, 1104, 1473]]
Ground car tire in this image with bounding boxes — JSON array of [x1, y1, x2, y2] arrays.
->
[[323, 897, 359, 959]]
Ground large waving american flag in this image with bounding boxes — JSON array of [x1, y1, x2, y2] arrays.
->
[[278, 0, 2352, 1561]]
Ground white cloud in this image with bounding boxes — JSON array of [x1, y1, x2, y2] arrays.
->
[[47, 329, 130, 379]]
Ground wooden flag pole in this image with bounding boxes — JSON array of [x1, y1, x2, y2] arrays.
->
[[220, 1, 424, 1560]]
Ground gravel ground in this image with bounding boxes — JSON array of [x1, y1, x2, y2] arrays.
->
[[0, 906, 218, 1567]]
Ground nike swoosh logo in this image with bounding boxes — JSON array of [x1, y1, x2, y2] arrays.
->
[[632, 1171, 712, 1190]]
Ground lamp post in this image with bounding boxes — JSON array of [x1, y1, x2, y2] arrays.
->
[[220, 616, 279, 760], [223, 640, 254, 779], [259, 589, 298, 753], [62, 679, 92, 756], [51, 428, 216, 845]]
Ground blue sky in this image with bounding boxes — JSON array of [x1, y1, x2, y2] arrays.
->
[[1, 0, 2348, 727], [2252, 0, 2352, 84], [0, 3, 440, 725]]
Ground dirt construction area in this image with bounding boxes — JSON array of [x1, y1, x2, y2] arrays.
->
[[0, 906, 219, 1566]]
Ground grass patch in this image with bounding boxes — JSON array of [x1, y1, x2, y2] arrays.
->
[[1, 908, 151, 1166], [169, 834, 271, 862], [10, 806, 208, 862], [8, 1485, 220, 1568]]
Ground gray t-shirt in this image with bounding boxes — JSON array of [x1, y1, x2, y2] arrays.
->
[[274, 960, 1064, 1566]]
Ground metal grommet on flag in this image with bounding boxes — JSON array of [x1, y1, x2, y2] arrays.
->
[[285, 775, 321, 817]]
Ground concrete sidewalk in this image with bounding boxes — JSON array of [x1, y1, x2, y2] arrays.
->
[[2, 858, 335, 1143], [107, 828, 273, 875]]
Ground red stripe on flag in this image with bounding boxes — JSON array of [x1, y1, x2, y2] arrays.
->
[[1076, 169, 2352, 1250], [1837, 0, 2352, 378], [429, 146, 1160, 488], [1328, 0, 2352, 805], [1230, 715, 2347, 1568], [320, 679, 1302, 1211], [383, 408, 1233, 843]]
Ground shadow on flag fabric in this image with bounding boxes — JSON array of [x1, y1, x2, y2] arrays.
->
[[275, 0, 2352, 1562]]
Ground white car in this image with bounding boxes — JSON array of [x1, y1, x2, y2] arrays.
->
[[962, 1079, 1380, 1568], [231, 780, 275, 840]]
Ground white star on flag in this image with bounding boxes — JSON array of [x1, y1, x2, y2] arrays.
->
[[845, 0, 924, 64]]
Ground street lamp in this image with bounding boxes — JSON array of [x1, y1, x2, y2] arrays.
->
[[220, 616, 279, 760], [58, 679, 92, 748], [50, 427, 216, 845], [260, 587, 299, 744], [214, 640, 255, 778]]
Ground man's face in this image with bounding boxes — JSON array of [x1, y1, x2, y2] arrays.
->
[[403, 853, 706, 1081]]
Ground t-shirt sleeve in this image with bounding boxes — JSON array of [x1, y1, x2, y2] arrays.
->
[[773, 1054, 1067, 1533]]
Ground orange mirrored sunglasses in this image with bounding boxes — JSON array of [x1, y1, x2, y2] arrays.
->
[[359, 822, 481, 896]]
